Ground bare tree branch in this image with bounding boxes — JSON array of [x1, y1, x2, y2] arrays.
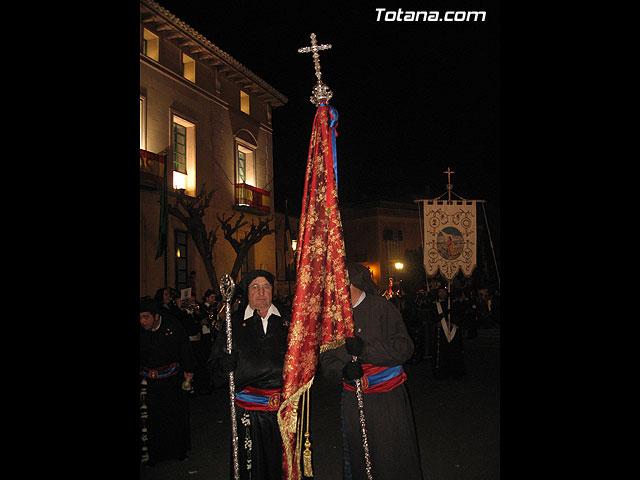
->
[[167, 182, 276, 290], [168, 184, 220, 295]]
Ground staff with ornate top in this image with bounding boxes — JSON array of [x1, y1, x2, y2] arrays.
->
[[219, 274, 240, 480]]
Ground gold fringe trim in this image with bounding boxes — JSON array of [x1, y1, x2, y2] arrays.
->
[[277, 376, 315, 478], [301, 389, 313, 477], [278, 337, 346, 477], [320, 338, 346, 354]]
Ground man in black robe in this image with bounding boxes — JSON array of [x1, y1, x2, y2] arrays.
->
[[431, 285, 466, 380], [140, 298, 197, 466], [208, 270, 291, 480], [319, 263, 424, 480]]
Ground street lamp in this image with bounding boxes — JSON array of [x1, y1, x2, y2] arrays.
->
[[394, 262, 404, 297]]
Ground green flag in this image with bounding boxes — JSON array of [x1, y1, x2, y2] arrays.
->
[[155, 153, 168, 260], [284, 200, 293, 281]]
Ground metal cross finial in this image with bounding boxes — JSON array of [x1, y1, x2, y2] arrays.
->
[[298, 33, 333, 106], [443, 167, 455, 201], [298, 33, 331, 84], [443, 167, 455, 185]]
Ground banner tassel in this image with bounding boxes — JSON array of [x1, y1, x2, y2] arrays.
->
[[302, 389, 313, 477], [296, 397, 303, 465]]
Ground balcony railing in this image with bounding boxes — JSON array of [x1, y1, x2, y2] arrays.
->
[[235, 183, 270, 213], [140, 149, 165, 188]]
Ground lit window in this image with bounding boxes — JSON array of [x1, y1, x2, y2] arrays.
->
[[240, 90, 250, 114], [237, 144, 255, 186], [142, 29, 159, 61], [182, 53, 195, 82], [140, 95, 147, 149], [172, 115, 196, 195], [173, 123, 187, 174], [238, 151, 246, 183]]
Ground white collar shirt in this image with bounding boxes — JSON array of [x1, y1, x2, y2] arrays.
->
[[244, 303, 281, 334]]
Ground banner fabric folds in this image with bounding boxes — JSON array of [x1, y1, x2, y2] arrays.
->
[[421, 199, 478, 281], [277, 104, 354, 479]]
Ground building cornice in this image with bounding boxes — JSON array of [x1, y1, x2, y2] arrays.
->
[[140, 0, 288, 108], [140, 53, 230, 110]]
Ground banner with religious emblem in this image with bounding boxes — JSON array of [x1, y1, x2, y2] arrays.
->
[[421, 199, 478, 281]]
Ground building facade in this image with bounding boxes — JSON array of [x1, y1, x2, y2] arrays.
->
[[139, 0, 287, 298], [341, 200, 423, 292]]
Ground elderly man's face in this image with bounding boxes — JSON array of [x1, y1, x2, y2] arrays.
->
[[248, 276, 273, 312], [140, 311, 160, 331]]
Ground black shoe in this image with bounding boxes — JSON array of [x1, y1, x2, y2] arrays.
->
[[178, 454, 189, 462]]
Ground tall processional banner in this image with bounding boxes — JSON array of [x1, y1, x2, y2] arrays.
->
[[278, 34, 354, 479], [421, 199, 478, 281], [277, 103, 353, 479]]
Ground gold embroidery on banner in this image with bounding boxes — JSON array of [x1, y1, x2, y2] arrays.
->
[[279, 106, 354, 479], [320, 338, 345, 354], [424, 204, 477, 280]]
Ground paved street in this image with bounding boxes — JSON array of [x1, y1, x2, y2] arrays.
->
[[140, 328, 499, 480]]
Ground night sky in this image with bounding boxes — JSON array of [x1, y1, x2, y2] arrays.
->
[[151, 0, 500, 221]]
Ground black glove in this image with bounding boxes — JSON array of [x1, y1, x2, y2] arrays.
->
[[220, 352, 239, 374], [345, 336, 364, 357], [342, 361, 364, 381]]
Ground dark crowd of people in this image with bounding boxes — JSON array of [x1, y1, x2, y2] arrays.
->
[[389, 279, 501, 373], [139, 269, 499, 478]]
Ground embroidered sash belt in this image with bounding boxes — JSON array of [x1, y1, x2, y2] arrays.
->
[[343, 364, 406, 393], [140, 362, 179, 379], [235, 386, 282, 411]]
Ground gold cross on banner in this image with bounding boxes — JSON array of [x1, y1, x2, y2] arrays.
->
[[298, 33, 334, 105], [443, 167, 455, 185], [298, 33, 332, 85], [443, 167, 455, 200]]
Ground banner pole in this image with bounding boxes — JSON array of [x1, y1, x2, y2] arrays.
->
[[447, 280, 452, 330], [481, 201, 500, 291], [353, 354, 374, 480]]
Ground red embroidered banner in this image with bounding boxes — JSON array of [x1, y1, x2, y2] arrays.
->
[[277, 105, 354, 479]]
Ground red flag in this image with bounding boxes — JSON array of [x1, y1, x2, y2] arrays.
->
[[277, 104, 354, 479]]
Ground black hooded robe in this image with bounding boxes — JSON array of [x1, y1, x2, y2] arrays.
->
[[140, 313, 197, 464], [319, 293, 424, 480], [432, 299, 466, 380]]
